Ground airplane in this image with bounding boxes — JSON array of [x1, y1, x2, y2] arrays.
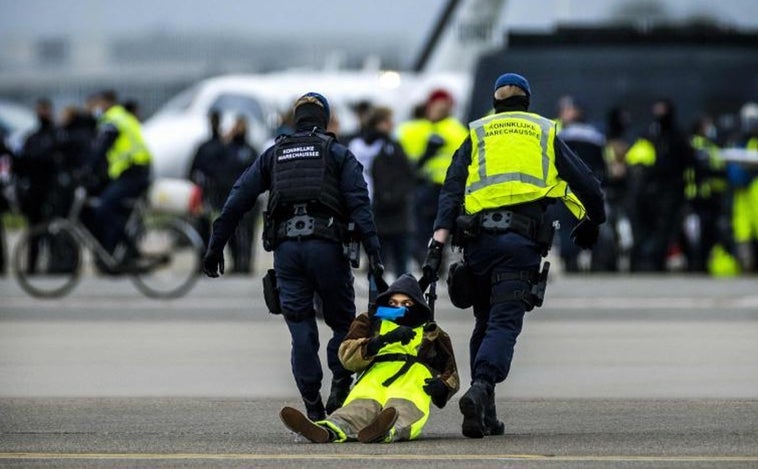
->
[[143, 0, 508, 179]]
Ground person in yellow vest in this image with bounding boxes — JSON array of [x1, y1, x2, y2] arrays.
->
[[685, 115, 728, 272], [88, 90, 152, 255], [280, 274, 459, 443], [397, 89, 468, 267], [728, 115, 758, 272], [422, 73, 605, 438]]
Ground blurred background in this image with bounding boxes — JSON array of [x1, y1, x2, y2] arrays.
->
[[2, 0, 758, 279]]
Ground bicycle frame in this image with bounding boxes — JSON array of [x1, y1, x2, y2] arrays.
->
[[51, 186, 146, 272]]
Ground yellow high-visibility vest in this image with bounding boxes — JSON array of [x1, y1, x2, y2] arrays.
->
[[464, 111, 586, 219], [397, 116, 467, 185], [626, 138, 656, 167], [100, 105, 152, 179]]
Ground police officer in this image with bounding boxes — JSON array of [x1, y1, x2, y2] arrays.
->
[[203, 92, 384, 421], [88, 90, 152, 256], [422, 74, 605, 438]]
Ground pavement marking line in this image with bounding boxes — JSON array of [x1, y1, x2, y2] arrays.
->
[[4, 296, 758, 310], [1, 453, 758, 462]]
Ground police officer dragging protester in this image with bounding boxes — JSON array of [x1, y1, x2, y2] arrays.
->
[[203, 92, 385, 421], [280, 274, 459, 443], [422, 74, 606, 438]]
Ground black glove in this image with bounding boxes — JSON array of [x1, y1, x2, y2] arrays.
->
[[202, 249, 225, 278], [368, 252, 388, 292], [383, 325, 416, 345], [417, 134, 445, 169], [570, 219, 600, 250], [365, 326, 417, 355], [422, 239, 444, 280], [423, 377, 449, 406]]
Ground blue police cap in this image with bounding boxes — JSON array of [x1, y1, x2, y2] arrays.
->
[[298, 92, 331, 122], [494, 73, 531, 97]]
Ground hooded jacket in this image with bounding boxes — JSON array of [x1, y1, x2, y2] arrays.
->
[[337, 274, 459, 408]]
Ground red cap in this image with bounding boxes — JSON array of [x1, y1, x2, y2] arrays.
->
[[427, 88, 454, 106]]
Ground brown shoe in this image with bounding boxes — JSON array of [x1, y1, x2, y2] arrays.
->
[[357, 407, 398, 444], [279, 406, 331, 443]]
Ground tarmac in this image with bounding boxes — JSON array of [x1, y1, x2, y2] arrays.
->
[[1, 272, 757, 468]]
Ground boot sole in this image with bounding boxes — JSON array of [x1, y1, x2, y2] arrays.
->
[[279, 406, 331, 443], [459, 396, 485, 439], [358, 407, 398, 443]]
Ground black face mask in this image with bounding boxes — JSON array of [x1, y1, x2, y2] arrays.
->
[[294, 103, 328, 131], [655, 112, 675, 131], [37, 115, 53, 127], [493, 95, 530, 113]]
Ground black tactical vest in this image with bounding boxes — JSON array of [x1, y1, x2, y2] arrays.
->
[[269, 131, 345, 219]]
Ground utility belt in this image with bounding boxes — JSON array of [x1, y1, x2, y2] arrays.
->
[[370, 353, 422, 387], [453, 208, 555, 257], [262, 203, 345, 251]]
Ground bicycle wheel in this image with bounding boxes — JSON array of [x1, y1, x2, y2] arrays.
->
[[13, 221, 82, 298], [129, 216, 202, 299]]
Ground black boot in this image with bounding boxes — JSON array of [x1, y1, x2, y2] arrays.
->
[[303, 394, 326, 422], [459, 379, 493, 439], [325, 376, 352, 415], [483, 397, 505, 436]]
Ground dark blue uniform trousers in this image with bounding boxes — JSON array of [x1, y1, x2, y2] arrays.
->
[[274, 239, 355, 401], [464, 231, 542, 384], [93, 170, 150, 254]]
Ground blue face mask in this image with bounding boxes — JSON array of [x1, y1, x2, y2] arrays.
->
[[375, 305, 407, 321]]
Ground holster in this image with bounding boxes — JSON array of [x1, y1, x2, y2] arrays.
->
[[446, 260, 475, 309], [262, 269, 282, 315], [451, 214, 481, 248], [535, 218, 557, 257], [490, 261, 550, 312], [262, 212, 277, 252], [342, 222, 360, 268]]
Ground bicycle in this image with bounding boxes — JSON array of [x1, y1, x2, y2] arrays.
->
[[12, 185, 203, 299]]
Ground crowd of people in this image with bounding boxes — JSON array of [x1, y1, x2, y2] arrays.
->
[[2, 88, 758, 277], [334, 92, 758, 277]]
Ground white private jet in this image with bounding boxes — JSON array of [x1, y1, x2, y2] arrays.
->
[[143, 0, 507, 179]]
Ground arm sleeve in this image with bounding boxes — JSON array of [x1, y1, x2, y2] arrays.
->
[[554, 137, 606, 224], [88, 124, 119, 168], [208, 149, 271, 253], [338, 313, 376, 373], [336, 146, 381, 254], [433, 137, 472, 231]]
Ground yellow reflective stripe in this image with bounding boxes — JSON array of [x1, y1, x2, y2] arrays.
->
[[473, 124, 487, 180], [467, 172, 547, 192]]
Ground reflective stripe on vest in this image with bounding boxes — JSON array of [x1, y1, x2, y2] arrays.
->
[[101, 105, 151, 179], [465, 111, 586, 219]]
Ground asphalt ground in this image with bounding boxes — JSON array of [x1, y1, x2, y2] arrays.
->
[[1, 273, 757, 468]]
